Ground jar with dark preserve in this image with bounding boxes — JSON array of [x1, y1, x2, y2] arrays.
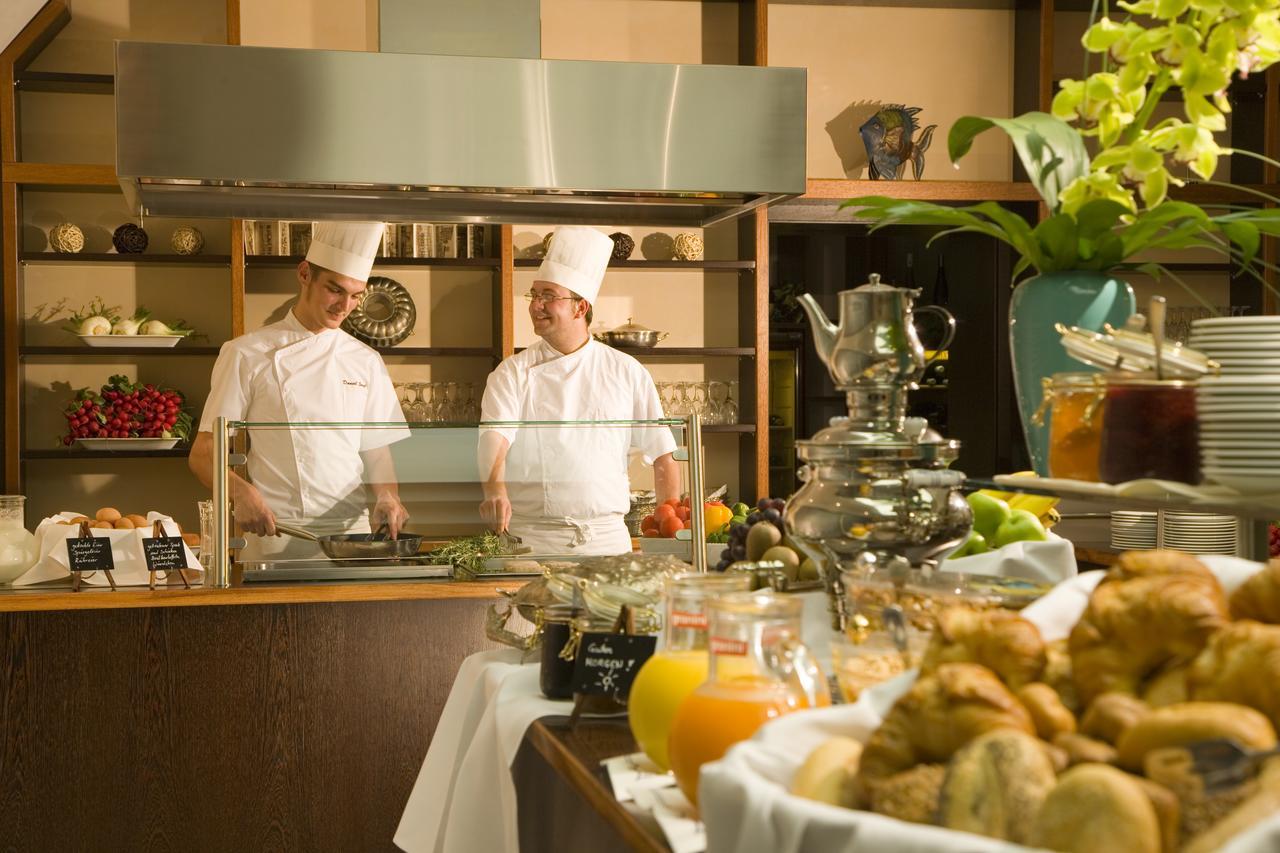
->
[[1098, 375, 1200, 485], [539, 604, 581, 700]]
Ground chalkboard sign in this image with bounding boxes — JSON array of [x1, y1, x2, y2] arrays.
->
[[570, 632, 656, 700], [67, 535, 114, 574], [143, 536, 187, 572]]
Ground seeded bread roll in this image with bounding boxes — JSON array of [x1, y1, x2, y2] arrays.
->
[[938, 729, 1057, 844], [867, 763, 944, 825], [1115, 701, 1276, 772], [1030, 763, 1161, 853]]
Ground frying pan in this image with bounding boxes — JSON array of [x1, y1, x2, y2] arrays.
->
[[275, 522, 422, 560]]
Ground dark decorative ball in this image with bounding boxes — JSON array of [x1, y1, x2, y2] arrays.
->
[[609, 232, 634, 262], [112, 223, 149, 254]]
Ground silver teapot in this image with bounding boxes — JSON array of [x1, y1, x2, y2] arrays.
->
[[796, 274, 955, 390]]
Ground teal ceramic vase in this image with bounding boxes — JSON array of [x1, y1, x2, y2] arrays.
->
[[1009, 270, 1135, 475]]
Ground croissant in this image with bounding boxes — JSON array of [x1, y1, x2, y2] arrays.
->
[[1069, 551, 1228, 704], [920, 607, 1046, 689], [1188, 620, 1280, 731], [1229, 559, 1280, 623], [855, 662, 1034, 800]]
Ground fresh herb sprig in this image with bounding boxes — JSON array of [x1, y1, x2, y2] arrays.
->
[[429, 532, 506, 578]]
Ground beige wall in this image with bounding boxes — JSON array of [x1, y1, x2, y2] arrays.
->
[[769, 4, 1015, 181], [239, 0, 378, 50]]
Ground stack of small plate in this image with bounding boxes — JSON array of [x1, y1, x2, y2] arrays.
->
[[1159, 511, 1238, 555], [1189, 316, 1280, 375], [1111, 511, 1157, 550], [1195, 374, 1280, 494]]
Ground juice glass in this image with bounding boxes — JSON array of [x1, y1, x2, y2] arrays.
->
[[667, 591, 828, 807], [627, 572, 751, 771]]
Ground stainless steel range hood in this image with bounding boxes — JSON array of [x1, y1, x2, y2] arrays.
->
[[115, 42, 806, 226]]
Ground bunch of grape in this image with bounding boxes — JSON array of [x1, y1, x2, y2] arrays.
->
[[715, 497, 787, 571], [62, 374, 192, 444], [1270, 522, 1280, 558]]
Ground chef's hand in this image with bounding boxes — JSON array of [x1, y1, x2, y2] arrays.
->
[[373, 493, 410, 539], [234, 483, 278, 537], [479, 492, 512, 534]]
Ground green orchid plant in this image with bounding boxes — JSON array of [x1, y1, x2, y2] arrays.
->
[[845, 0, 1280, 300]]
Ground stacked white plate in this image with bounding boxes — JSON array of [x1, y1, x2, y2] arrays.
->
[[1160, 511, 1238, 555], [1111, 511, 1157, 549], [1196, 374, 1280, 493], [1189, 316, 1280, 374]]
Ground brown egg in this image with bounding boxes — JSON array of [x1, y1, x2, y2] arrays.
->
[[113, 518, 135, 530], [126, 514, 148, 528], [95, 507, 122, 523]]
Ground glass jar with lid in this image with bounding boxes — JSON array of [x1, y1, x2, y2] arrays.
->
[[1098, 374, 1200, 484], [1034, 372, 1107, 481]]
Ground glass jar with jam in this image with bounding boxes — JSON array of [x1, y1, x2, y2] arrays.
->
[[1098, 374, 1200, 485], [1034, 372, 1107, 481]]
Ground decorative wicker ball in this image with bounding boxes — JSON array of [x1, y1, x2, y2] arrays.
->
[[673, 232, 704, 261], [49, 223, 84, 254], [609, 232, 635, 261], [170, 225, 204, 255], [112, 223, 148, 254]]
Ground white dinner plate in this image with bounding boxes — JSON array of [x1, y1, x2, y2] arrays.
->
[[76, 438, 180, 450], [79, 335, 183, 348], [1203, 471, 1280, 493], [1193, 317, 1280, 328]]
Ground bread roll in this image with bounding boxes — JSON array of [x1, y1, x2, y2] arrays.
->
[[1069, 550, 1227, 703], [1115, 701, 1276, 772], [95, 507, 122, 523], [1052, 731, 1118, 767], [920, 607, 1046, 689], [181, 532, 201, 548], [791, 737, 862, 807], [938, 729, 1056, 844], [1142, 664, 1189, 708], [1017, 682, 1077, 741], [1184, 758, 1280, 853], [125, 514, 148, 528], [90, 520, 114, 530], [1042, 638, 1079, 714], [112, 518, 135, 530], [867, 763, 944, 825], [1229, 559, 1280, 623], [1081, 692, 1150, 744], [855, 663, 1034, 798], [1188, 620, 1280, 730], [1131, 775, 1181, 853], [1030, 763, 1161, 853], [1144, 747, 1259, 840], [69, 516, 90, 525]]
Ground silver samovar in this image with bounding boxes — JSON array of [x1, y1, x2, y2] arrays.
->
[[786, 275, 973, 629]]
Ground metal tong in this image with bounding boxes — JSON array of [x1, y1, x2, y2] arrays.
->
[[497, 528, 531, 555], [1183, 738, 1280, 794]]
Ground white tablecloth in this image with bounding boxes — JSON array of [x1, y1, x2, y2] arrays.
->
[[394, 648, 572, 853]]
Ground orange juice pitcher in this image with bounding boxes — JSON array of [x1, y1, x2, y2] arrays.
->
[[667, 591, 828, 807], [627, 572, 752, 772]]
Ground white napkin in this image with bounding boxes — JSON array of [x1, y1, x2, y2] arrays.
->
[[698, 555, 1276, 853], [943, 531, 1077, 585], [19, 511, 200, 587]]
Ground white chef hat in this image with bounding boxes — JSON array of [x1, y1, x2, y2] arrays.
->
[[536, 226, 613, 304], [306, 221, 384, 282]]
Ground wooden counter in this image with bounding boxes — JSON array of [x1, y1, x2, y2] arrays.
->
[[0, 575, 525, 850]]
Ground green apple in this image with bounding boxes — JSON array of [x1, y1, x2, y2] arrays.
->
[[948, 530, 989, 559], [992, 508, 1049, 548], [966, 492, 1012, 540]]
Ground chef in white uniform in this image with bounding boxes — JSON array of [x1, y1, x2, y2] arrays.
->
[[188, 221, 410, 560], [478, 226, 680, 555]]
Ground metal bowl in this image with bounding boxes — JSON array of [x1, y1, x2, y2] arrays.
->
[[595, 318, 668, 348], [342, 276, 417, 347]]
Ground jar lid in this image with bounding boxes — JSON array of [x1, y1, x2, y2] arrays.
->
[[610, 318, 656, 333], [853, 272, 916, 295], [1104, 371, 1196, 388], [1056, 323, 1216, 378]]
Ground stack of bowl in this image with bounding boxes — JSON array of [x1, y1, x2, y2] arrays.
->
[[1110, 510, 1157, 550], [1189, 317, 1280, 494]]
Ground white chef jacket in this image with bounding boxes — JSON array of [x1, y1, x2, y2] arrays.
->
[[199, 311, 409, 547], [479, 339, 677, 553]]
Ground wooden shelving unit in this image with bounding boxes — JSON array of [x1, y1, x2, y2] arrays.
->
[[22, 448, 191, 460], [247, 255, 499, 269], [513, 258, 755, 271], [20, 252, 233, 265], [20, 346, 222, 357]]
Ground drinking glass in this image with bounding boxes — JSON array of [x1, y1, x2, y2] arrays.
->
[[723, 381, 740, 425], [689, 382, 709, 421], [197, 499, 216, 575], [444, 381, 462, 423], [707, 380, 728, 425], [410, 383, 432, 423]]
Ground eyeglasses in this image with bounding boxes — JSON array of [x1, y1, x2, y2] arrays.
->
[[523, 290, 580, 305]]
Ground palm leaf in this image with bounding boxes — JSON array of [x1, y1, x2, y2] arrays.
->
[[948, 112, 1089, 212]]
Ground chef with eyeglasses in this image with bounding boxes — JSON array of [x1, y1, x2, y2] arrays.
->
[[188, 221, 410, 560], [478, 226, 680, 555]]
